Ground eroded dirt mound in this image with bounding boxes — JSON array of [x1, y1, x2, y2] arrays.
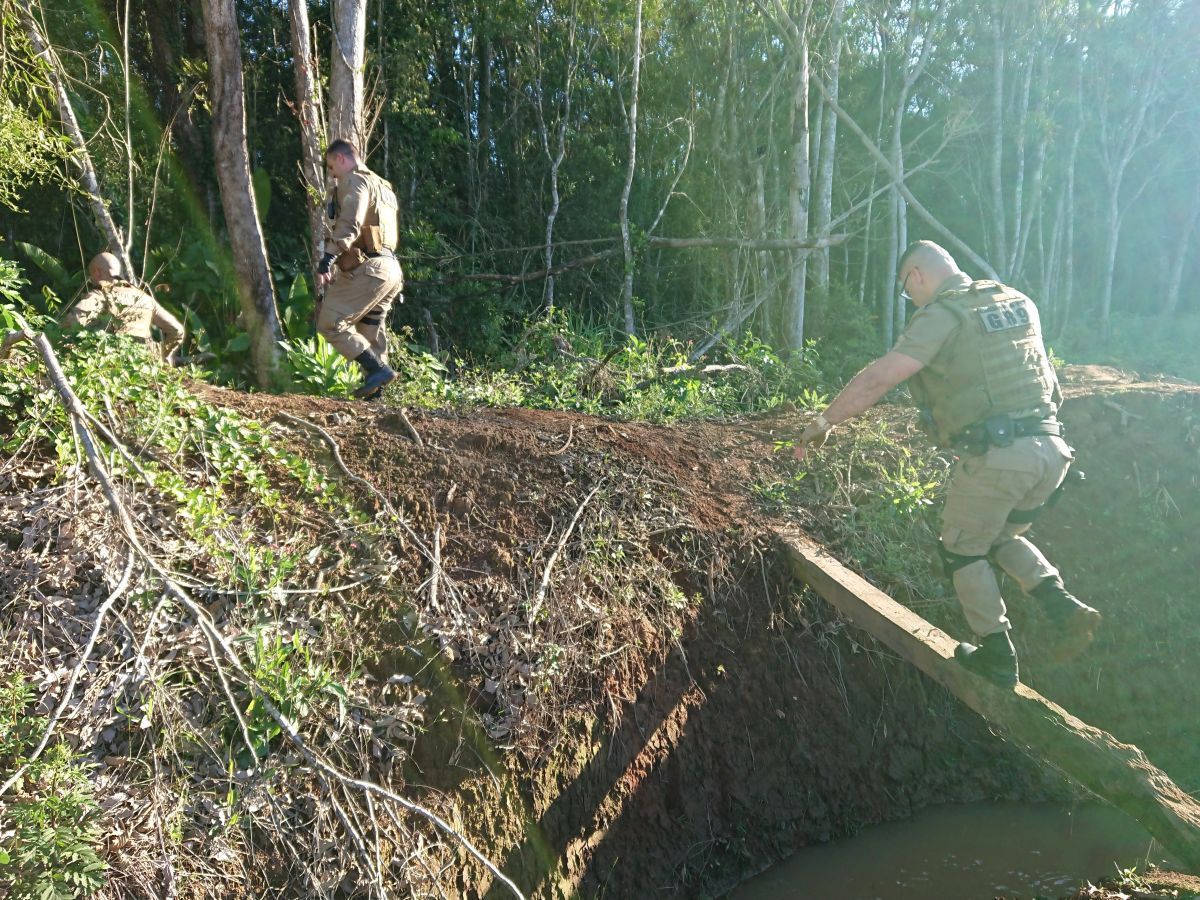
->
[[187, 383, 1064, 896], [171, 368, 1200, 895]]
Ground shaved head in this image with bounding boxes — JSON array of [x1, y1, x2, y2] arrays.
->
[[87, 252, 122, 284], [898, 240, 958, 277], [897, 240, 964, 307]]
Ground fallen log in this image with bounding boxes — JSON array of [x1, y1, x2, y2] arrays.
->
[[776, 527, 1200, 872], [406, 235, 848, 288]]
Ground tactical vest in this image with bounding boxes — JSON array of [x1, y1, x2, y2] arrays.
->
[[87, 283, 157, 339], [910, 280, 1057, 445], [365, 172, 399, 251], [326, 169, 401, 255]]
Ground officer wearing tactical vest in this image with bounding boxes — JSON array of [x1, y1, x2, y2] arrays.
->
[[63, 252, 185, 362], [315, 139, 403, 400], [795, 240, 1100, 687]]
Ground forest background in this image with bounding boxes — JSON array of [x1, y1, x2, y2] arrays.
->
[[1, 0, 1198, 391]]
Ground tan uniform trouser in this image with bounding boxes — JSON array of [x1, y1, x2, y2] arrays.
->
[[941, 435, 1073, 638], [317, 256, 403, 361]]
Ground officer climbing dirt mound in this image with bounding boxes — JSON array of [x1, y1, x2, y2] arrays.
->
[[314, 138, 403, 401], [794, 240, 1101, 688]]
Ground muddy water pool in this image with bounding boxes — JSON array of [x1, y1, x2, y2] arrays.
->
[[730, 801, 1169, 899]]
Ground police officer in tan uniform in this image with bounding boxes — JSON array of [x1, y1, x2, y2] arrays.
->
[[796, 240, 1100, 687], [63, 252, 185, 362], [315, 139, 403, 399]]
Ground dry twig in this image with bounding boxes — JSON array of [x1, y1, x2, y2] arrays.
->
[[530, 484, 600, 621]]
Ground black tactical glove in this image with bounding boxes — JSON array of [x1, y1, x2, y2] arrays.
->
[[317, 252, 337, 276]]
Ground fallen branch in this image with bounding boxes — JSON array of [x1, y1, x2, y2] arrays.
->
[[273, 411, 433, 561], [1103, 399, 1143, 428], [646, 235, 847, 251], [407, 235, 848, 289], [530, 485, 600, 621], [634, 363, 751, 391], [548, 425, 575, 456], [390, 407, 425, 449]]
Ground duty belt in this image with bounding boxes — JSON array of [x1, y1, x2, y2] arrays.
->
[[365, 248, 396, 259], [954, 414, 1062, 454]]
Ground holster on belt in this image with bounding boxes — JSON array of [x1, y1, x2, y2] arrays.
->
[[336, 247, 366, 272], [954, 413, 1062, 455]]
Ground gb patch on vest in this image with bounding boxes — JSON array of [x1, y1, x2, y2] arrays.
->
[[978, 298, 1031, 333]]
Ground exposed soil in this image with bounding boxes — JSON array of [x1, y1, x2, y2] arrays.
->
[[182, 367, 1199, 898]]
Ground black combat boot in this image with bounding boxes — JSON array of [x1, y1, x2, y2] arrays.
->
[[955, 631, 1019, 687], [1031, 576, 1101, 661], [353, 349, 397, 399]]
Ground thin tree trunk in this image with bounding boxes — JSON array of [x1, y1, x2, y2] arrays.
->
[[618, 0, 644, 336], [329, 0, 366, 146], [18, 4, 133, 278], [1006, 53, 1034, 278], [200, 0, 284, 387], [120, 0, 134, 263], [884, 3, 939, 341], [1012, 127, 1047, 282], [537, 5, 579, 311], [989, 2, 1008, 269], [884, 190, 899, 347], [783, 39, 811, 352], [1163, 181, 1200, 316], [811, 0, 846, 300], [1054, 18, 1085, 342], [1095, 54, 1161, 341], [478, 36, 493, 210], [1042, 187, 1065, 322], [288, 0, 326, 271], [753, 154, 771, 326]]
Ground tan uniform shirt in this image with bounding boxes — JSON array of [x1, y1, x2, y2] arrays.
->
[[324, 165, 398, 255], [63, 282, 185, 359], [891, 272, 974, 366]]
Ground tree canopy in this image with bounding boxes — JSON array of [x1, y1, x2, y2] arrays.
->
[[1, 0, 1197, 381]]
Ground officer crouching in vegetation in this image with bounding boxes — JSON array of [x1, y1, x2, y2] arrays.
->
[[62, 251, 185, 363], [795, 240, 1101, 687], [315, 138, 403, 400]]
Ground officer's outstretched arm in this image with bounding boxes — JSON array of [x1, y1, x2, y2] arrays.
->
[[796, 351, 925, 455]]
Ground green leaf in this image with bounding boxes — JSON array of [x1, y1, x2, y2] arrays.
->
[[15, 241, 75, 297], [287, 273, 312, 305], [251, 168, 272, 220], [225, 333, 251, 353]]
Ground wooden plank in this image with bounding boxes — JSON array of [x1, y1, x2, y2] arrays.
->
[[776, 527, 1200, 872]]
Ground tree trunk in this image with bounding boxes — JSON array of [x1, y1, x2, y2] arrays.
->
[[329, 0, 366, 147], [784, 40, 811, 352], [537, 6, 579, 312], [618, 0, 644, 336], [478, 36, 493, 210], [1053, 17, 1085, 342], [288, 0, 326, 271], [1006, 52, 1035, 278], [1163, 180, 1200, 316], [989, 2, 1008, 270], [811, 0, 846, 300], [200, 0, 284, 387], [18, 4, 133, 278]]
